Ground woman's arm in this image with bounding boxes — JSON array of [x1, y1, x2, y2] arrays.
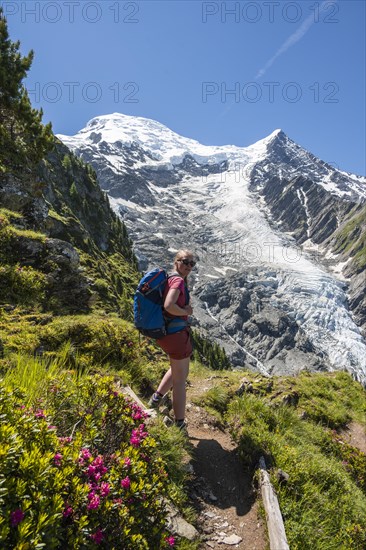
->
[[164, 288, 193, 316]]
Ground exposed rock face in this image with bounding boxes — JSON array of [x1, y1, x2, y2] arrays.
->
[[193, 269, 329, 376], [0, 173, 49, 229], [57, 114, 366, 383], [0, 139, 129, 312], [250, 157, 366, 335]]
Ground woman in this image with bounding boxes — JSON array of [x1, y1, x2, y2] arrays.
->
[[149, 249, 196, 431]]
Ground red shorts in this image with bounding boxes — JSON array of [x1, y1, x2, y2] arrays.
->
[[156, 328, 192, 360]]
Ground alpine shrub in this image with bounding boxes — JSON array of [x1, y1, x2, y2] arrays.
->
[[0, 378, 173, 549]]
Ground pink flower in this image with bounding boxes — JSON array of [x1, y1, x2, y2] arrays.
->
[[93, 456, 108, 475], [63, 505, 73, 518], [130, 433, 141, 447], [81, 448, 92, 460], [100, 482, 110, 497], [130, 424, 148, 447], [166, 535, 175, 546], [121, 476, 131, 489], [53, 453, 62, 466], [90, 529, 104, 544], [123, 457, 131, 468], [93, 456, 103, 467], [48, 425, 57, 430], [10, 509, 24, 527], [87, 455, 108, 480], [58, 436, 72, 445], [87, 492, 101, 510], [35, 409, 45, 419], [132, 403, 148, 419], [87, 465, 96, 477]]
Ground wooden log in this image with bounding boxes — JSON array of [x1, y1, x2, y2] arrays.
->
[[121, 385, 157, 418], [259, 456, 289, 550]]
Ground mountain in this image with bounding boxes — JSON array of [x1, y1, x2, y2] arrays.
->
[[57, 113, 366, 384]]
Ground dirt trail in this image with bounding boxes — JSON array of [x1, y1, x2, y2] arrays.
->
[[185, 378, 267, 549], [340, 422, 366, 454]]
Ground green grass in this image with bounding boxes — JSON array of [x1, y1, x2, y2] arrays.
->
[[1, 340, 89, 403], [332, 205, 366, 271], [222, 371, 366, 550]]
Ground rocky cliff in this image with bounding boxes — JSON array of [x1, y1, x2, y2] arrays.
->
[[0, 138, 138, 314]]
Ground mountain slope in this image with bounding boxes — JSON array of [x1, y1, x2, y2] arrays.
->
[[0, 137, 138, 315], [57, 114, 366, 384]]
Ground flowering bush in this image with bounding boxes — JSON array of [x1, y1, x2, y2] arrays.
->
[[0, 377, 174, 548]]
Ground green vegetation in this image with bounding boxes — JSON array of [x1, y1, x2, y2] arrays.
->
[[0, 319, 195, 548], [0, 264, 46, 306], [0, 367, 176, 549], [192, 331, 231, 370], [332, 204, 366, 272], [201, 370, 366, 550]]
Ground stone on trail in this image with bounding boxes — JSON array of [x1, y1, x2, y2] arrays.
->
[[220, 533, 243, 545]]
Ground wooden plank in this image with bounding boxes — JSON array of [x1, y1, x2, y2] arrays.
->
[[259, 456, 289, 550], [121, 385, 157, 418]]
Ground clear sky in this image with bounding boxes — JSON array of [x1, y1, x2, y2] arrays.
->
[[3, 0, 366, 175]]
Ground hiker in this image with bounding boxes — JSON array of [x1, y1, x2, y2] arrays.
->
[[149, 249, 196, 431]]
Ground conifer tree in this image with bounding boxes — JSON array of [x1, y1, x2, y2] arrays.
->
[[0, 8, 53, 177]]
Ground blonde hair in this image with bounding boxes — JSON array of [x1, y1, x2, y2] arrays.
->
[[174, 249, 195, 264], [173, 249, 195, 280]]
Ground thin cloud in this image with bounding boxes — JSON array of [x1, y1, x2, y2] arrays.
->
[[255, 0, 332, 79]]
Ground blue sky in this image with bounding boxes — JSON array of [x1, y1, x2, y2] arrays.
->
[[3, 0, 366, 175]]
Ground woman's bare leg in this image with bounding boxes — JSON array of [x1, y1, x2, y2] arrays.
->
[[156, 368, 173, 396], [170, 357, 190, 420]]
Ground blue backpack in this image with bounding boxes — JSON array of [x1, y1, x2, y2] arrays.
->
[[133, 268, 189, 339]]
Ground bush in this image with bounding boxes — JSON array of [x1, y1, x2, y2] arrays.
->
[[0, 376, 174, 549], [0, 264, 46, 306]]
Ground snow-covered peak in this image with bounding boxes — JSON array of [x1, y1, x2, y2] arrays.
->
[[58, 112, 274, 168], [57, 112, 366, 201]]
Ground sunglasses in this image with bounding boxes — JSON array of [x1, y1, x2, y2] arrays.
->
[[178, 259, 196, 267]]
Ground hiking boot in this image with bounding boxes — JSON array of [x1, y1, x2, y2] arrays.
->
[[148, 392, 163, 409], [175, 419, 188, 436]]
